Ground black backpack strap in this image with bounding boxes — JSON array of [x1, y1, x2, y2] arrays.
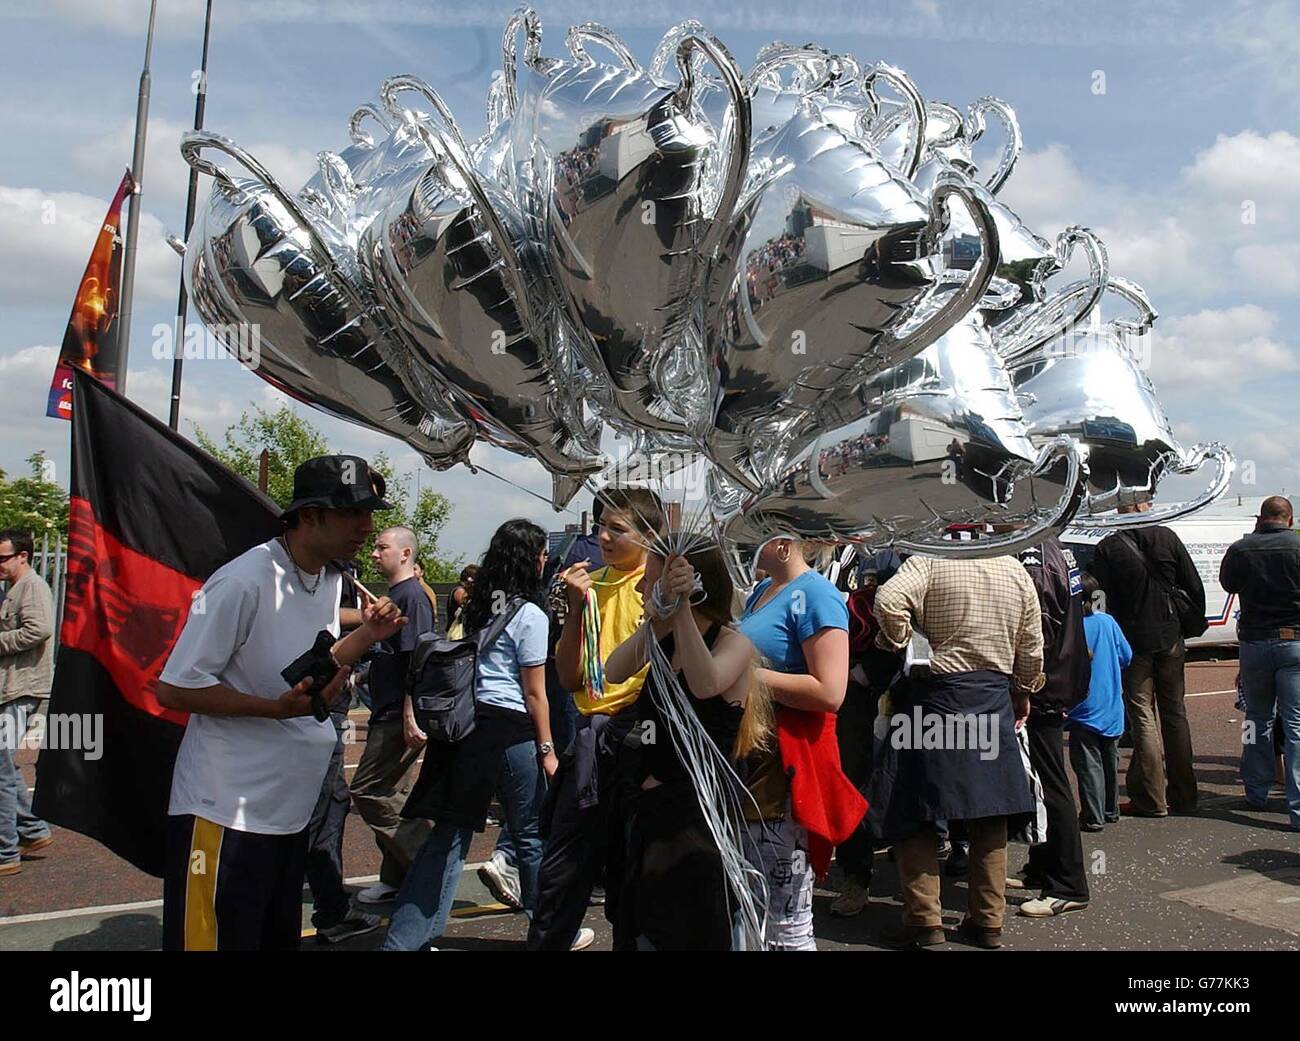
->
[[1118, 532, 1172, 595], [474, 597, 526, 655]]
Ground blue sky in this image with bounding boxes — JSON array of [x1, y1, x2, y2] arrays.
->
[[1, 0, 1297, 559]]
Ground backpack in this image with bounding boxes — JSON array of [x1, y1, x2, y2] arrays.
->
[[407, 598, 524, 743]]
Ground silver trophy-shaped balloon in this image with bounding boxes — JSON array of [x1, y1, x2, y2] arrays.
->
[[180, 131, 475, 470]]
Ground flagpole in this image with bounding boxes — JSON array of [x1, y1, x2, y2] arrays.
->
[[114, 0, 159, 399], [169, 0, 214, 431]]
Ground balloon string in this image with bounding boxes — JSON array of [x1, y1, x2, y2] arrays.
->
[[473, 462, 585, 516]]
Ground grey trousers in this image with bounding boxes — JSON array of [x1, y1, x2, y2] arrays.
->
[[350, 714, 431, 889], [1068, 726, 1119, 827]]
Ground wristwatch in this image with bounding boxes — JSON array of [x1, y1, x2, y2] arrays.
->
[[537, 741, 555, 757]]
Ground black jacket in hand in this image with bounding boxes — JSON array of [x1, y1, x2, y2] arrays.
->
[[1092, 525, 1205, 655], [1019, 538, 1091, 713]]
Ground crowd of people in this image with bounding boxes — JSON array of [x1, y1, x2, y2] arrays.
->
[[2, 455, 1298, 951]]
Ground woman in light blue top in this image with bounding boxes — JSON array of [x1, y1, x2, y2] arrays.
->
[[384, 519, 556, 950], [739, 536, 850, 950]]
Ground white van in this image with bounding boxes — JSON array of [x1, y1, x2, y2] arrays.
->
[[1060, 498, 1265, 649]]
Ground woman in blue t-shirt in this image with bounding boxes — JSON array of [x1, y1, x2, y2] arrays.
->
[[739, 536, 850, 950], [383, 520, 557, 951]]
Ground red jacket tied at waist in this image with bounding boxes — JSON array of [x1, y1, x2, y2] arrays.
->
[[776, 707, 868, 880]]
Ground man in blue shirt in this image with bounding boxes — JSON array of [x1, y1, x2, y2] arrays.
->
[[1066, 573, 1132, 831], [349, 526, 436, 905]]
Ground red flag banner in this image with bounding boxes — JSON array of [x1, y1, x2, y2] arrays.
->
[[47, 170, 135, 420], [34, 370, 283, 875]]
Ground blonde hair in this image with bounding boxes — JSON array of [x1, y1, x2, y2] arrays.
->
[[733, 656, 775, 760]]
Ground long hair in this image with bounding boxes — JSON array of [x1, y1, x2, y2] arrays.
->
[[656, 542, 773, 759], [462, 519, 546, 635], [736, 664, 775, 760]]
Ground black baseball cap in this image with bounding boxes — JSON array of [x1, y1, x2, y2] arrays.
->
[[280, 455, 393, 520]]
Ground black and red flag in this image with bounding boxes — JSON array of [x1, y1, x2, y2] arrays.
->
[[46, 170, 135, 420], [33, 369, 282, 876]]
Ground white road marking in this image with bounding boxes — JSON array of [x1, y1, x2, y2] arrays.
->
[[0, 866, 490, 928]]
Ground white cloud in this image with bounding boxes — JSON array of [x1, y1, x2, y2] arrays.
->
[[998, 130, 1300, 305], [0, 185, 177, 310], [18, 0, 207, 34], [1183, 130, 1300, 203], [997, 143, 1096, 234], [1230, 427, 1300, 496], [1148, 305, 1299, 391], [1231, 242, 1300, 296], [1214, 2, 1300, 118], [0, 345, 68, 484], [77, 117, 319, 209]]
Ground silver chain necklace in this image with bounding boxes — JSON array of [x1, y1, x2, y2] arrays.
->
[[279, 536, 323, 596]]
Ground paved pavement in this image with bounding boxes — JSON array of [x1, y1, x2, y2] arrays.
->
[[2, 656, 1297, 951]]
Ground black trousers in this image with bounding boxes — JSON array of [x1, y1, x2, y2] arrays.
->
[[162, 813, 308, 950], [834, 676, 877, 882], [305, 711, 352, 928], [526, 726, 625, 950], [1025, 709, 1090, 902]]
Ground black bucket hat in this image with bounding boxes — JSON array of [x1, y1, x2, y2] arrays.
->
[[280, 455, 393, 520]]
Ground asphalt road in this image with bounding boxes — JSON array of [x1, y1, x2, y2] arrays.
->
[[2, 656, 1297, 952]]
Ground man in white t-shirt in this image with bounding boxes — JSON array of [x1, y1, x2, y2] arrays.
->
[[156, 456, 406, 951]]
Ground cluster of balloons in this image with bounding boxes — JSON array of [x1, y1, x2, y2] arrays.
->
[[181, 7, 1231, 562]]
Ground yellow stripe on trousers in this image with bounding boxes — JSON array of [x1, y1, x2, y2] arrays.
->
[[184, 817, 224, 951]]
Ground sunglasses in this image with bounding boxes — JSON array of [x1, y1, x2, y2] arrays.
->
[[0, 552, 20, 564]]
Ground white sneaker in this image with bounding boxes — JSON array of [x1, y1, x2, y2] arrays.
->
[[477, 852, 523, 911], [355, 882, 400, 905], [1018, 897, 1088, 918], [570, 927, 595, 951]]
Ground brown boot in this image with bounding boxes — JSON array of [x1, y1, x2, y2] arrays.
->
[[955, 919, 1003, 949], [885, 923, 947, 949]]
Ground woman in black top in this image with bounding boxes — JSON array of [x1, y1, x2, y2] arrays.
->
[[605, 544, 771, 950]]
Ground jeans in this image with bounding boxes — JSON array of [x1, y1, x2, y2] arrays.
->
[[0, 697, 50, 864], [547, 664, 579, 757], [1239, 638, 1300, 826], [745, 811, 816, 950], [1068, 726, 1120, 827], [382, 737, 544, 950]]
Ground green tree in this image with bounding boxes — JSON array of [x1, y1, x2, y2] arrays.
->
[[194, 408, 460, 581], [0, 452, 68, 538], [195, 405, 329, 509], [365, 453, 463, 583]]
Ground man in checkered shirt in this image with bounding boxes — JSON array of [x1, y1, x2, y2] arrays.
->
[[871, 553, 1043, 949]]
